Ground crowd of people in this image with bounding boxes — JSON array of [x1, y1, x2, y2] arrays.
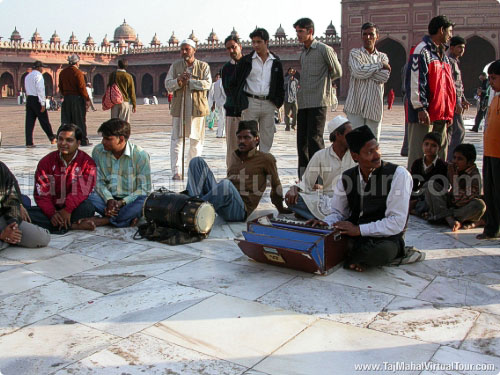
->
[[2, 15, 499, 273]]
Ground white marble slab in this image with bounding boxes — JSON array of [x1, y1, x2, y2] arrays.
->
[[24, 252, 106, 279], [315, 265, 434, 298], [430, 346, 500, 375], [171, 238, 244, 262], [63, 247, 197, 294], [0, 315, 119, 375], [0, 267, 54, 299], [60, 277, 213, 338], [157, 257, 295, 300], [54, 332, 248, 375], [65, 237, 151, 262], [461, 313, 500, 358], [418, 276, 500, 316], [144, 293, 316, 368], [0, 245, 65, 264], [369, 296, 479, 348], [462, 272, 500, 292], [47, 232, 79, 250], [258, 277, 394, 327], [0, 280, 101, 337], [0, 257, 23, 273], [254, 318, 439, 375]]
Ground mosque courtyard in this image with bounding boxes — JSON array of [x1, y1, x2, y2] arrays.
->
[[0, 101, 500, 374]]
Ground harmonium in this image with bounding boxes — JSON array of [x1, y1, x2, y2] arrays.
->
[[235, 215, 348, 275]]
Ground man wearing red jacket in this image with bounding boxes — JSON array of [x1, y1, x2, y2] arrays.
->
[[406, 15, 456, 168], [28, 123, 97, 233]]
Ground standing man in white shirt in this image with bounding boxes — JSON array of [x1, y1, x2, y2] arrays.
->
[[294, 18, 342, 179], [24, 61, 56, 147], [165, 39, 212, 180], [344, 22, 391, 141], [232, 28, 284, 153], [86, 82, 97, 112], [308, 125, 414, 272], [208, 73, 227, 138]]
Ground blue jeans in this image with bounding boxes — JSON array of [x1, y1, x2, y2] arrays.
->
[[288, 195, 315, 220], [186, 157, 246, 222], [89, 192, 146, 228]]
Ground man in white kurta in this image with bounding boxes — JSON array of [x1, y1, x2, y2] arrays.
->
[[344, 22, 390, 141], [208, 73, 227, 138], [285, 116, 356, 220], [165, 39, 212, 179]]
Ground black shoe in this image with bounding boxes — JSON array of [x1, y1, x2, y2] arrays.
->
[[285, 126, 290, 131]]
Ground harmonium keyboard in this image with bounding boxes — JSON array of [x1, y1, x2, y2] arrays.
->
[[235, 215, 348, 275]]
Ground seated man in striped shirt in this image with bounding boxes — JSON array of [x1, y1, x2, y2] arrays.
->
[[88, 118, 151, 227], [344, 22, 391, 141]]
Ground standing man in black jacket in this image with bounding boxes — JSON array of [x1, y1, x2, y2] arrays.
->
[[231, 28, 284, 153]]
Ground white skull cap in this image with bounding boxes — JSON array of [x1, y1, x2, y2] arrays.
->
[[327, 115, 349, 134], [180, 39, 196, 49]]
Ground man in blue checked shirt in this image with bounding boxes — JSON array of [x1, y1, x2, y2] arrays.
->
[[88, 118, 151, 227]]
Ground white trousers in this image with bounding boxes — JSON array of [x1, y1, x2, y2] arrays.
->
[[242, 97, 276, 153], [216, 105, 226, 137], [345, 112, 382, 141], [170, 116, 205, 176]]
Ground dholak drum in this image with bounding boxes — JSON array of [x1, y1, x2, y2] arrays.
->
[[143, 190, 215, 234]]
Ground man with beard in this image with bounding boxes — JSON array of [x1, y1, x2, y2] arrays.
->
[[165, 39, 212, 180]]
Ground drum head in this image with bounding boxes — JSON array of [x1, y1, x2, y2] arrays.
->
[[194, 202, 216, 234]]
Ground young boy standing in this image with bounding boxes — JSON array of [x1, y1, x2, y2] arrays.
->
[[478, 60, 500, 239], [425, 143, 486, 231], [409, 132, 448, 216]]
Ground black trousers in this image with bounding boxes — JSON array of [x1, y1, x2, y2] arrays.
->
[[25, 96, 55, 146], [483, 156, 500, 237], [297, 107, 327, 179], [61, 95, 88, 144], [344, 235, 405, 268], [27, 199, 95, 234], [472, 107, 487, 131]]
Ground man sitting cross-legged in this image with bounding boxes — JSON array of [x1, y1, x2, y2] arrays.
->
[[28, 123, 97, 234], [88, 118, 151, 227], [185, 120, 290, 221], [308, 125, 414, 272], [285, 116, 356, 220]]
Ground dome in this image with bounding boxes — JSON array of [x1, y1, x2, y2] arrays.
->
[[112, 19, 136, 43], [230, 27, 239, 39], [151, 33, 161, 46], [188, 30, 198, 44], [10, 27, 22, 42], [50, 30, 61, 44], [101, 34, 111, 47], [31, 28, 42, 43], [275, 24, 286, 38], [325, 20, 337, 36], [85, 34, 95, 46], [168, 31, 178, 45], [207, 28, 218, 42], [134, 34, 143, 48], [68, 32, 79, 45]]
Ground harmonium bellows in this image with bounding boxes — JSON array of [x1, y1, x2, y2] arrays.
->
[[235, 215, 348, 275]]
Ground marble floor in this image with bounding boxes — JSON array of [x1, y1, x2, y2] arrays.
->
[[1, 104, 499, 374]]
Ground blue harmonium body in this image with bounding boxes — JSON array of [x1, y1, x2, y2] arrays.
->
[[235, 216, 348, 275]]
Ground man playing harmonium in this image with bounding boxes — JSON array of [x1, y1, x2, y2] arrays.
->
[[285, 116, 356, 220], [185, 120, 290, 221], [308, 125, 414, 272]]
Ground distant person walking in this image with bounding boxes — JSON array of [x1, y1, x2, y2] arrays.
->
[[24, 60, 56, 147], [109, 59, 136, 122], [471, 72, 489, 132], [86, 82, 97, 112], [59, 54, 91, 146], [284, 67, 299, 131], [387, 89, 395, 110]]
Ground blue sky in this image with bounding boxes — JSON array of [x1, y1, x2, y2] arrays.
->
[[0, 0, 342, 45]]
